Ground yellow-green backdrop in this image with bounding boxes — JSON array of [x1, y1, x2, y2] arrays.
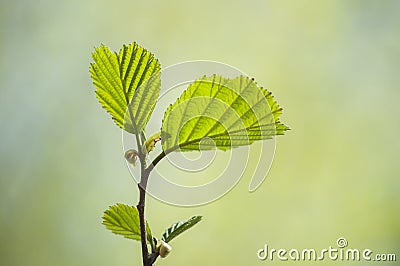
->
[[1, 0, 399, 265]]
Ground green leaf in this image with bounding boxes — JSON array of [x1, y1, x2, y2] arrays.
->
[[162, 216, 202, 243], [89, 42, 161, 134], [102, 203, 153, 244], [161, 75, 289, 152], [143, 131, 161, 154]]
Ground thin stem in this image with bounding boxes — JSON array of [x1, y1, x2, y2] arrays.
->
[[125, 106, 150, 265], [146, 151, 166, 173], [137, 169, 150, 266], [140, 131, 147, 147], [138, 148, 170, 265], [136, 138, 150, 266], [145, 147, 176, 173], [137, 142, 177, 265]]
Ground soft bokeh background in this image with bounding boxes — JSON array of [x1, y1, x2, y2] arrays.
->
[[1, 0, 399, 265]]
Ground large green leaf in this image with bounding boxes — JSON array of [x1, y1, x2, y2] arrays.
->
[[161, 75, 289, 152], [162, 216, 202, 243], [89, 42, 161, 134], [102, 203, 154, 248]]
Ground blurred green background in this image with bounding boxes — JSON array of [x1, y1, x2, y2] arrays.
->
[[1, 0, 399, 265]]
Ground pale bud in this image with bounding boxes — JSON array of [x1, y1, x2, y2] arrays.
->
[[157, 240, 172, 258], [124, 149, 138, 166]]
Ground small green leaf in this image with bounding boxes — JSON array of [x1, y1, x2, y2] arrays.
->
[[143, 131, 161, 154], [102, 203, 152, 244], [90, 42, 161, 134], [162, 216, 202, 243], [161, 75, 289, 152]]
